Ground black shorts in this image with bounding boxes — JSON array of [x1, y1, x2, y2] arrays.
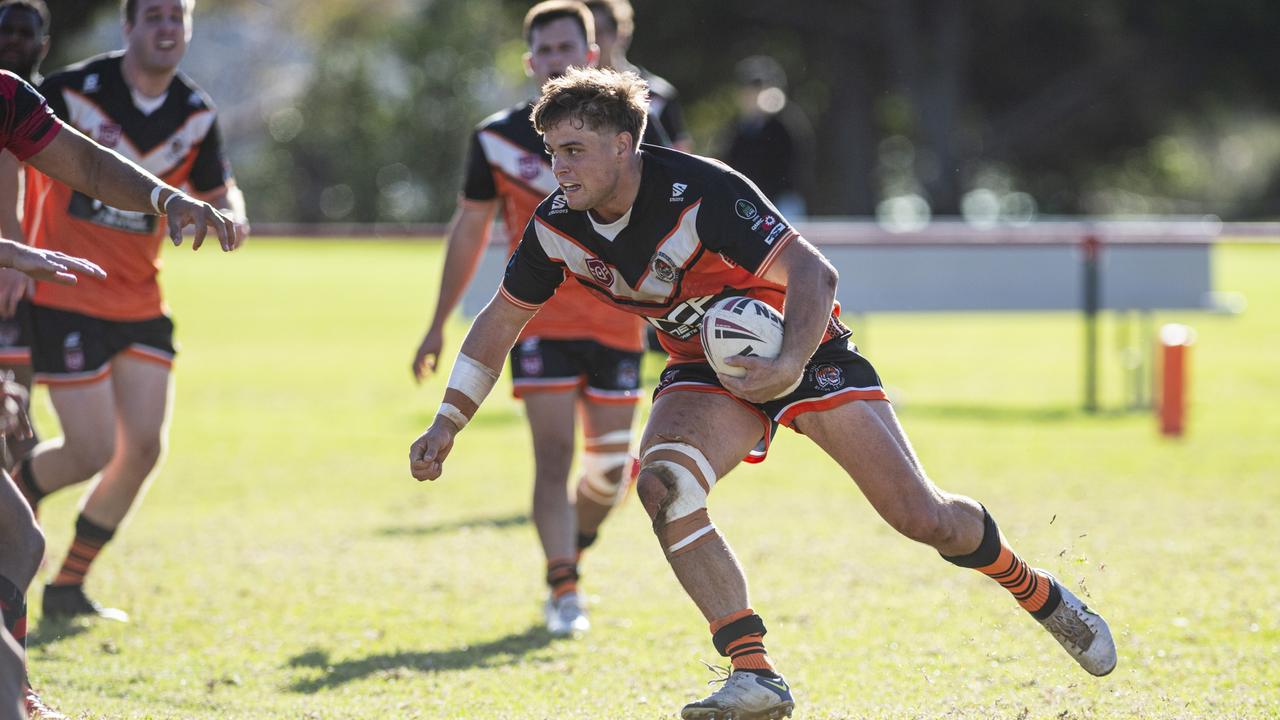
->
[[30, 304, 176, 386], [653, 337, 887, 462], [509, 337, 642, 404], [0, 299, 34, 365]]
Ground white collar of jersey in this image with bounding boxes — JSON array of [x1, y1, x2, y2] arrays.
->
[[131, 87, 168, 116], [588, 205, 634, 242]]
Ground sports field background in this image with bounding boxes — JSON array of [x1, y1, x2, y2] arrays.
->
[[22, 239, 1280, 719]]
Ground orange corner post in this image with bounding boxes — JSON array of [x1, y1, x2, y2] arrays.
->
[[1157, 324, 1195, 437]]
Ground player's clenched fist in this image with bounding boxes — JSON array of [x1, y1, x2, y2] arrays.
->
[[409, 419, 458, 481]]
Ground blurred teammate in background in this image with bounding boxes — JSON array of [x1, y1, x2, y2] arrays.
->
[[0, 0, 51, 473], [9, 0, 248, 624], [411, 0, 674, 637], [411, 67, 1117, 719], [0, 33, 235, 716], [584, 0, 691, 151]]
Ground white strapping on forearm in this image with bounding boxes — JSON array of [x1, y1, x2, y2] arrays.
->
[[447, 353, 499, 405], [149, 186, 164, 214], [437, 402, 469, 430]]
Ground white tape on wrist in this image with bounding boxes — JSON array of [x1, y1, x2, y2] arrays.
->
[[149, 186, 165, 214], [437, 402, 469, 430], [447, 353, 499, 406]]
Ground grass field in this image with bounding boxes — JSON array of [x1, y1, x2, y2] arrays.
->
[[21, 239, 1280, 719]]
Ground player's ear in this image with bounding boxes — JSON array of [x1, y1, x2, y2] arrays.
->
[[615, 131, 634, 157], [523, 52, 534, 78]]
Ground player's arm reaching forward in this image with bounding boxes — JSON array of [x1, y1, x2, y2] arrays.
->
[[409, 294, 536, 481], [720, 236, 838, 403], [24, 123, 236, 252]]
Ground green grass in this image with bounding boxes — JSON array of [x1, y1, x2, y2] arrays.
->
[[23, 240, 1280, 719]]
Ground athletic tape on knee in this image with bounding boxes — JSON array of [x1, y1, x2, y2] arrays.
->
[[641, 442, 719, 556], [578, 450, 631, 505], [584, 429, 633, 451]]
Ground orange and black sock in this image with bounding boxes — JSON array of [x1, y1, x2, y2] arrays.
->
[[942, 507, 1061, 619], [711, 608, 779, 677], [0, 574, 27, 653], [12, 460, 46, 513], [545, 557, 579, 599], [51, 514, 115, 588]]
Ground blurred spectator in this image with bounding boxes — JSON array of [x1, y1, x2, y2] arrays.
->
[[720, 55, 815, 218]]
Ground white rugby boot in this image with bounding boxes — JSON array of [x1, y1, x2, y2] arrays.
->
[[1036, 573, 1117, 676], [681, 667, 795, 720], [543, 591, 590, 637]]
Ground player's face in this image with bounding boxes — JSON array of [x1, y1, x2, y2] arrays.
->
[[125, 0, 191, 74], [0, 8, 46, 80], [525, 17, 597, 86], [545, 120, 633, 213]]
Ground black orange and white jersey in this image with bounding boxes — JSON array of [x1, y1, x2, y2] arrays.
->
[[25, 52, 232, 321], [0, 70, 61, 160], [462, 101, 667, 352], [501, 145, 850, 365]]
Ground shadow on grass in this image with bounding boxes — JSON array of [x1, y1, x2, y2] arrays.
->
[[898, 403, 1137, 424], [378, 512, 529, 538], [285, 624, 555, 692], [27, 617, 91, 648]]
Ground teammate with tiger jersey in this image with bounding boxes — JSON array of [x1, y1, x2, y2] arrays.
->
[[410, 67, 1116, 719], [9, 0, 248, 623], [411, 0, 672, 638]]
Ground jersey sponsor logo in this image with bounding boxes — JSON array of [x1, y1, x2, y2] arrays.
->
[[643, 293, 720, 341], [518, 153, 543, 180], [83, 73, 100, 92], [585, 257, 614, 286], [62, 331, 85, 372], [650, 251, 680, 283], [765, 222, 788, 245], [735, 199, 758, 220], [67, 191, 158, 235], [670, 182, 687, 201], [812, 363, 844, 390], [549, 195, 568, 215], [96, 123, 122, 148]]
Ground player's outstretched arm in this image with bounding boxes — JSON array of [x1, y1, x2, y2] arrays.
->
[[23, 124, 235, 251], [412, 200, 499, 382], [409, 293, 535, 481], [0, 238, 105, 286], [721, 236, 837, 403]]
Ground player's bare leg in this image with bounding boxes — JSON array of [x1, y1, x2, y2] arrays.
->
[[44, 356, 170, 622], [0, 364, 37, 473], [0, 469, 42, 673], [522, 390, 587, 635], [572, 398, 637, 560], [795, 399, 1116, 676], [636, 391, 794, 720]]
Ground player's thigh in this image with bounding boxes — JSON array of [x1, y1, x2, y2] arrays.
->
[[794, 399, 942, 518], [640, 390, 764, 479], [522, 390, 578, 466], [580, 398, 637, 441], [47, 377, 117, 451], [108, 353, 173, 445]]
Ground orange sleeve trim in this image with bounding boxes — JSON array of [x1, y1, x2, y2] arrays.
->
[[0, 350, 32, 364], [755, 230, 798, 278], [498, 286, 543, 312]]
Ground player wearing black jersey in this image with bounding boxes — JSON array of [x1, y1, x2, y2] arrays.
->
[[411, 0, 670, 638], [411, 68, 1116, 719]]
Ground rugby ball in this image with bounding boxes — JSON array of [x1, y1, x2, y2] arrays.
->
[[700, 296, 801, 397]]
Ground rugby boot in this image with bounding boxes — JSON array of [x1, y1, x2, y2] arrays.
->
[[543, 591, 589, 637], [681, 668, 794, 720], [24, 687, 69, 719], [1034, 572, 1117, 676], [41, 584, 128, 623]]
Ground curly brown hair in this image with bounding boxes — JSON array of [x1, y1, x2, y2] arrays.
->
[[532, 66, 649, 146]]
